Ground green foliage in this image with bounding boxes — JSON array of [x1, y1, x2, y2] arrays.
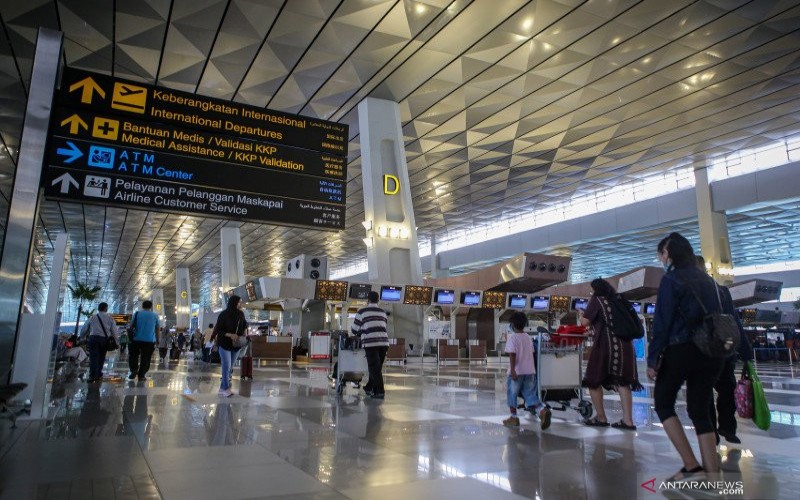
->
[[67, 282, 102, 334], [793, 298, 800, 310]]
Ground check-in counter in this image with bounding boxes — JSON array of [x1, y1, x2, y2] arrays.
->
[[468, 339, 486, 364], [438, 339, 459, 364], [387, 337, 406, 364], [250, 335, 292, 361]]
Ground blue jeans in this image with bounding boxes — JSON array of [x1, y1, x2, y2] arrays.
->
[[219, 347, 238, 390], [507, 373, 542, 410], [87, 335, 108, 381]]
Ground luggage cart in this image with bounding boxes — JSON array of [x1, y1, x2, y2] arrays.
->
[[334, 336, 368, 395], [535, 330, 593, 418]]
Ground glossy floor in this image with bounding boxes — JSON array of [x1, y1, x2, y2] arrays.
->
[[1, 355, 799, 500]]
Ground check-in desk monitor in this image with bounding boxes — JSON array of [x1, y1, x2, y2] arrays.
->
[[645, 303, 656, 315], [507, 294, 527, 309], [348, 283, 372, 300], [380, 285, 403, 302], [531, 296, 550, 311], [434, 289, 455, 305], [460, 291, 481, 306], [631, 301, 642, 314], [571, 297, 589, 311]]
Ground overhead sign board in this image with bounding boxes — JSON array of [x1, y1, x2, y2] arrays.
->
[[44, 68, 348, 231]]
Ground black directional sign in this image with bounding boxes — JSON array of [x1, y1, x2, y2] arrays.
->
[[43, 68, 348, 231]]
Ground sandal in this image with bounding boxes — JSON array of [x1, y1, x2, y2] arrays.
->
[[584, 417, 610, 427], [611, 420, 637, 431], [666, 466, 704, 482]]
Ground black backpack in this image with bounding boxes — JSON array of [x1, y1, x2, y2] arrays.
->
[[609, 295, 644, 341]]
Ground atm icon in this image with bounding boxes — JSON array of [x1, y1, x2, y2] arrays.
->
[[88, 145, 115, 169]]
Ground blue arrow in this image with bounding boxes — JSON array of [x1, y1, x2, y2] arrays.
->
[[56, 141, 83, 164]]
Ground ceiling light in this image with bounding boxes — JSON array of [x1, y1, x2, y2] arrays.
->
[[522, 18, 533, 30], [389, 227, 399, 238], [361, 220, 373, 231], [399, 228, 410, 239], [377, 226, 388, 238], [415, 4, 426, 14]]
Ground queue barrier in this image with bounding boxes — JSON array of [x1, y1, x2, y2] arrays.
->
[[753, 347, 797, 365]]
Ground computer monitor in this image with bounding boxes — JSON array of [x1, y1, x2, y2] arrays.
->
[[434, 289, 455, 305], [531, 296, 550, 310], [348, 283, 371, 300], [460, 291, 481, 306], [631, 301, 642, 314], [645, 302, 656, 315], [379, 285, 402, 302], [571, 297, 589, 311], [507, 294, 527, 309]]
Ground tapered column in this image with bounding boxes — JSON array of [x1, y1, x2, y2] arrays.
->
[[694, 161, 734, 285], [175, 268, 191, 329]]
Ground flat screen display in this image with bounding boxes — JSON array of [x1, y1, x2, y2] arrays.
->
[[645, 303, 656, 315], [348, 283, 371, 300], [571, 298, 589, 311], [434, 289, 455, 305], [380, 285, 402, 302], [531, 296, 550, 310], [631, 301, 642, 314], [461, 291, 481, 306], [508, 294, 527, 308]]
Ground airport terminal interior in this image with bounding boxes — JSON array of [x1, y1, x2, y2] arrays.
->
[[2, 1, 800, 499]]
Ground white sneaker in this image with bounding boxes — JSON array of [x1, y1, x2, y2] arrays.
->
[[219, 389, 234, 398]]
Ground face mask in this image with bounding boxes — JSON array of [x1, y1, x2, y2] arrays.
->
[[662, 259, 671, 271]]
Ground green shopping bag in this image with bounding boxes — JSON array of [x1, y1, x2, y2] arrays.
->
[[746, 361, 771, 431]]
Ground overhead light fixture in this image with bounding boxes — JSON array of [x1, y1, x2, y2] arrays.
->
[[399, 227, 410, 239], [389, 227, 399, 238], [377, 226, 388, 238], [362, 237, 374, 249], [361, 220, 373, 231]]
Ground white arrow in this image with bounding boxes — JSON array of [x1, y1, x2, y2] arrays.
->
[[52, 173, 79, 194]]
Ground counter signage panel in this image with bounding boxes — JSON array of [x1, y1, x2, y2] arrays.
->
[[57, 68, 348, 155], [348, 283, 372, 300], [44, 68, 348, 231]]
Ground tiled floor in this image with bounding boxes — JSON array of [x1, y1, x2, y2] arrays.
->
[[1, 355, 799, 499]]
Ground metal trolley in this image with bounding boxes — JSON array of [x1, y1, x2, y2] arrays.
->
[[535, 330, 593, 419], [334, 335, 368, 395]]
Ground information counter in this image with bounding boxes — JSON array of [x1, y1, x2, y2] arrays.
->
[[250, 336, 292, 362]]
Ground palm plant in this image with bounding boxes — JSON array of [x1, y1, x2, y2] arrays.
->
[[67, 283, 102, 334]]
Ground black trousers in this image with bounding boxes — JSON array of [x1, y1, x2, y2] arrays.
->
[[87, 336, 108, 381], [710, 357, 737, 435], [654, 342, 724, 435], [129, 341, 155, 378], [364, 346, 388, 395]]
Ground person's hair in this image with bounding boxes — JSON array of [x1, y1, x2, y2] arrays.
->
[[367, 291, 379, 304], [226, 295, 241, 311], [657, 232, 696, 268], [208, 323, 214, 328], [142, 300, 153, 309], [98, 302, 108, 312], [509, 311, 528, 332], [590, 278, 615, 297], [696, 255, 706, 269]]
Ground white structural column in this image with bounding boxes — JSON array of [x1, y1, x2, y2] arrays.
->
[[358, 97, 423, 345], [175, 268, 191, 329], [220, 227, 245, 293], [694, 161, 734, 285], [151, 289, 165, 324]]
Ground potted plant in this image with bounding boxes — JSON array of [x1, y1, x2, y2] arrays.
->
[[67, 283, 101, 335]]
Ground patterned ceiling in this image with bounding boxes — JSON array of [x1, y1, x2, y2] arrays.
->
[[1, 0, 800, 320]]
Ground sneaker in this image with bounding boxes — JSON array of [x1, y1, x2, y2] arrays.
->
[[503, 415, 520, 427], [719, 431, 741, 444], [539, 407, 552, 430], [137, 376, 147, 381], [127, 373, 136, 380]]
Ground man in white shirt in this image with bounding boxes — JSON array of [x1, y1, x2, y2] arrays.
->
[[84, 302, 118, 383]]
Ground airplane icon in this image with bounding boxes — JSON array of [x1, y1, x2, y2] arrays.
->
[[111, 82, 147, 113]]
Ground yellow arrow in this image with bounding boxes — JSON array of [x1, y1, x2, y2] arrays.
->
[[68, 76, 106, 104], [60, 114, 88, 134]]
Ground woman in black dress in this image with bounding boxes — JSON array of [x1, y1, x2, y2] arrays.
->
[[580, 278, 642, 429]]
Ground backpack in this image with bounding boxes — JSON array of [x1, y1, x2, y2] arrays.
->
[[678, 279, 740, 359], [609, 295, 644, 341]]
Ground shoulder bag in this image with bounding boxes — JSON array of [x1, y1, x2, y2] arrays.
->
[[678, 279, 740, 358], [98, 314, 119, 352], [129, 312, 138, 340], [231, 319, 249, 348]]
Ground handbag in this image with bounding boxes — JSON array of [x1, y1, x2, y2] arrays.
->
[[677, 279, 740, 358], [128, 312, 138, 340], [98, 314, 118, 352], [231, 319, 249, 348], [746, 361, 771, 430], [735, 368, 754, 419]]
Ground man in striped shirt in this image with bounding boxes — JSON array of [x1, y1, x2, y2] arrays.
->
[[351, 291, 390, 399]]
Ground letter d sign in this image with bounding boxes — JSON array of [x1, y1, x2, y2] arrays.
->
[[383, 174, 400, 195]]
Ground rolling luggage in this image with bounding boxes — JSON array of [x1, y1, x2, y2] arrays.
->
[[240, 344, 253, 380], [169, 344, 181, 360]]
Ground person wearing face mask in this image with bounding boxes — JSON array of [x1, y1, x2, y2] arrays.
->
[[647, 232, 725, 482], [210, 295, 247, 397]]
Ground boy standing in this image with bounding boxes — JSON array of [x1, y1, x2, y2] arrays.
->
[[504, 312, 551, 429]]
